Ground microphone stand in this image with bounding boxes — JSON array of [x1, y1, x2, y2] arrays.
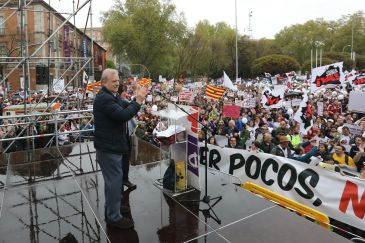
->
[[156, 91, 222, 224]]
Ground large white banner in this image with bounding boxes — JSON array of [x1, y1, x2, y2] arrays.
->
[[199, 144, 365, 231], [311, 62, 344, 92]]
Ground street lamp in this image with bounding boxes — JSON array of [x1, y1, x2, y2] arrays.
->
[[125, 64, 150, 78], [342, 44, 351, 53]]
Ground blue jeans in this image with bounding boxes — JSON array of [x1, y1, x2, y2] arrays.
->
[[96, 150, 123, 222]]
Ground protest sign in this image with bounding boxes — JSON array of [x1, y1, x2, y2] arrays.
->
[[53, 79, 64, 93], [261, 88, 284, 109], [170, 96, 178, 102], [291, 98, 302, 107], [344, 123, 363, 136], [317, 101, 324, 116], [223, 105, 241, 118], [179, 91, 193, 103], [146, 95, 153, 102], [311, 62, 344, 92], [348, 91, 365, 113], [294, 93, 313, 135], [215, 135, 228, 147], [199, 144, 365, 231]]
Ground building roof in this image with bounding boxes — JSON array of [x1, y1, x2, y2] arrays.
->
[[1, 0, 106, 52]]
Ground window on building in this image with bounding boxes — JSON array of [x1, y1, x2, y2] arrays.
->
[[34, 5, 44, 33], [0, 44, 6, 57], [0, 16, 4, 34]]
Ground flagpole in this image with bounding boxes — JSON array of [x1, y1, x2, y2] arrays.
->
[[235, 0, 238, 81]]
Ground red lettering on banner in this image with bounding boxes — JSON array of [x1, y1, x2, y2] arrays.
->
[[315, 73, 340, 87], [339, 181, 365, 219]]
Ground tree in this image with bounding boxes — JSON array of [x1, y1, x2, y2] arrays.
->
[[236, 37, 282, 78], [251, 54, 300, 76], [176, 20, 236, 78], [275, 19, 334, 64], [330, 12, 365, 55], [102, 0, 187, 78], [355, 54, 365, 70], [322, 52, 354, 70], [301, 58, 336, 73], [106, 60, 116, 69]]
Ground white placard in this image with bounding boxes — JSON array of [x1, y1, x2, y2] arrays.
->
[[348, 91, 365, 113], [146, 95, 153, 102], [53, 79, 64, 93], [344, 123, 363, 136], [317, 101, 324, 116], [237, 91, 245, 97], [195, 82, 203, 88], [20, 77, 24, 89], [291, 98, 302, 107], [215, 135, 228, 147]]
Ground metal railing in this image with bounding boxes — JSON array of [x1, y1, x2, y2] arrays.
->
[[0, 108, 94, 146], [0, 108, 97, 186]]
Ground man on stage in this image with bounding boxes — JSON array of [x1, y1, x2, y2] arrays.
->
[[93, 69, 147, 229]]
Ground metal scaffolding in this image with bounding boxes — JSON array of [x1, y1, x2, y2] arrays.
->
[[0, 1, 108, 242]]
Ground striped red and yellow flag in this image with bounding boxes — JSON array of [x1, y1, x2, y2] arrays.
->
[[205, 84, 225, 100]]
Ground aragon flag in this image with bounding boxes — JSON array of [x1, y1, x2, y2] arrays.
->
[[205, 84, 225, 100]]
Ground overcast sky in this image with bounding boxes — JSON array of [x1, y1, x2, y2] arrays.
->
[[49, 0, 365, 39]]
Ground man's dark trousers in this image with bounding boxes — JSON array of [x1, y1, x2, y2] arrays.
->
[[96, 150, 123, 223]]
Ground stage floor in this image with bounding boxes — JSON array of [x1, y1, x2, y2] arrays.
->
[[0, 158, 350, 243]]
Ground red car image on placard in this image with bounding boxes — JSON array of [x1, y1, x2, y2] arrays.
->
[[353, 77, 365, 85], [263, 90, 281, 106], [314, 65, 341, 87]]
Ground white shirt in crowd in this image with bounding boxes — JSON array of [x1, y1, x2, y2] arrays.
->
[[340, 134, 351, 153]]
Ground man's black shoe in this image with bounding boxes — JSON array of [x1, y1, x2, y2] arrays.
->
[[107, 218, 134, 229], [120, 205, 131, 214], [123, 181, 137, 190]]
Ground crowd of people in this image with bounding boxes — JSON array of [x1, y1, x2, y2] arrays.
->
[[1, 73, 365, 180], [0, 91, 94, 152], [121, 77, 365, 180]]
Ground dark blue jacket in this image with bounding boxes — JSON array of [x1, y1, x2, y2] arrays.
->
[[93, 86, 141, 154], [291, 145, 318, 164]]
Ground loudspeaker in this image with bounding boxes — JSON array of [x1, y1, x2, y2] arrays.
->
[[36, 66, 42, 84], [36, 66, 49, 85], [42, 66, 49, 84]]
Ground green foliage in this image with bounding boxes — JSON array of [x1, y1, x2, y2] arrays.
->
[[102, 0, 187, 78], [251, 54, 300, 76], [355, 54, 365, 69], [176, 20, 237, 78], [275, 12, 365, 68], [322, 52, 355, 70], [106, 60, 116, 69], [237, 37, 282, 78], [275, 19, 334, 63], [102, 1, 365, 78]]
